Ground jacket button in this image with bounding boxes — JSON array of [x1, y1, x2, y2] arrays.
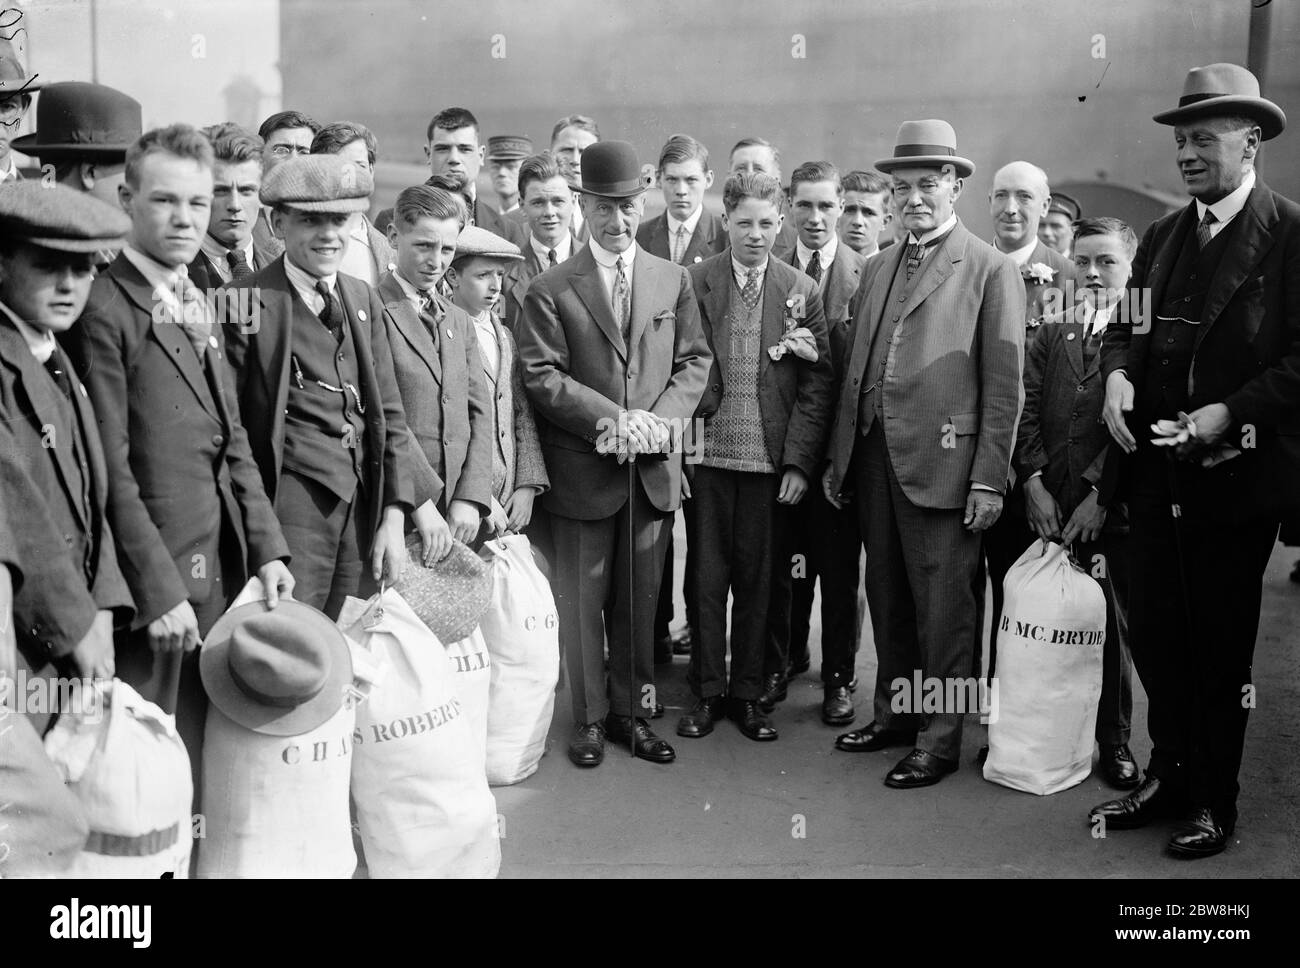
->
[[1161, 359, 1170, 366], [442, 395, 450, 405], [64, 534, 75, 546], [711, 384, 720, 391], [212, 433, 225, 447], [1076, 384, 1085, 392]]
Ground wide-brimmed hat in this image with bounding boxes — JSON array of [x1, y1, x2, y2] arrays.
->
[[0, 181, 131, 253], [200, 600, 353, 736], [0, 39, 40, 97], [875, 120, 975, 178], [389, 534, 493, 644], [11, 82, 140, 159], [1153, 63, 1286, 141], [568, 140, 652, 198], [260, 153, 373, 213]]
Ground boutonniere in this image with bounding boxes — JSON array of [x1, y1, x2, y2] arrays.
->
[[1023, 262, 1056, 284], [1026, 315, 1046, 330], [653, 310, 675, 329], [767, 307, 819, 363]]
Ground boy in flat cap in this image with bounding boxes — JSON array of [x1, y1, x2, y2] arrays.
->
[[444, 225, 549, 533], [222, 152, 423, 617], [377, 185, 493, 558]]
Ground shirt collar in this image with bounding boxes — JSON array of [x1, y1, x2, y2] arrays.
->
[[284, 254, 337, 298], [997, 236, 1039, 267], [393, 267, 437, 314], [588, 238, 635, 270], [0, 300, 58, 364], [796, 233, 838, 271], [0, 155, 19, 181], [731, 255, 768, 289], [531, 232, 572, 265], [1196, 169, 1255, 227], [907, 212, 959, 247], [200, 233, 255, 274], [666, 206, 704, 238], [122, 243, 187, 305]]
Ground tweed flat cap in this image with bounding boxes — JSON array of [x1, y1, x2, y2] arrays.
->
[[455, 225, 523, 261], [486, 135, 533, 160], [260, 154, 373, 212], [0, 181, 131, 253]]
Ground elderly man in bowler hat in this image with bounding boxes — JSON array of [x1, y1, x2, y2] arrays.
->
[[1092, 64, 1300, 858], [517, 140, 712, 768]]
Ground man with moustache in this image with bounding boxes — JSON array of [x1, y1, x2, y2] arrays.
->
[[517, 141, 711, 768], [1092, 65, 1300, 857], [502, 151, 578, 334], [824, 120, 1024, 787], [188, 123, 276, 292], [253, 110, 321, 257]]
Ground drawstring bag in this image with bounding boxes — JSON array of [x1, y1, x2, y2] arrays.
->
[[984, 539, 1107, 795], [44, 679, 193, 877], [479, 534, 559, 785]]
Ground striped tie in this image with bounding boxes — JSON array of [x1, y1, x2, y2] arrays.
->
[[905, 242, 925, 281], [614, 259, 631, 342], [1196, 209, 1218, 249], [672, 225, 688, 264]]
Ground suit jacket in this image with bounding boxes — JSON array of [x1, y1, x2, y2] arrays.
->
[[474, 195, 528, 248], [636, 210, 727, 268], [222, 257, 420, 531], [1017, 239, 1077, 330], [501, 231, 579, 335], [0, 320, 132, 667], [65, 255, 289, 630], [1101, 179, 1300, 516], [688, 253, 834, 479], [784, 243, 867, 377], [376, 271, 494, 513], [187, 235, 279, 293], [517, 242, 712, 519], [826, 220, 1026, 509], [476, 310, 549, 501]]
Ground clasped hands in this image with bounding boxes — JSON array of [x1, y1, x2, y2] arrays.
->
[[596, 409, 671, 463]]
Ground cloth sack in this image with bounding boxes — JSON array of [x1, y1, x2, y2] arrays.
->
[[445, 626, 491, 773], [478, 534, 559, 785], [984, 539, 1107, 795], [340, 589, 500, 879], [43, 679, 192, 877]]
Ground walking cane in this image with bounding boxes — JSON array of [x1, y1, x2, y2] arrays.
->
[[628, 450, 638, 756], [1163, 449, 1209, 776]]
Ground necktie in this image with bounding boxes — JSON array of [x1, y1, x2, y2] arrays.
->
[[805, 249, 822, 283], [613, 259, 631, 342], [43, 348, 73, 402], [179, 278, 213, 363], [315, 279, 344, 341], [417, 290, 433, 314], [905, 241, 925, 281], [547, 248, 558, 267], [227, 249, 255, 283], [672, 225, 688, 264], [1197, 209, 1218, 249], [740, 267, 762, 309]]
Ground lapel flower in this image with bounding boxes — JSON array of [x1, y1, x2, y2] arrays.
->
[[1023, 262, 1056, 285], [768, 311, 819, 363]]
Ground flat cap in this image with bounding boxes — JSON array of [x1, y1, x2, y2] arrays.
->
[[486, 135, 533, 161], [260, 154, 372, 213], [454, 225, 522, 261], [0, 181, 131, 253]]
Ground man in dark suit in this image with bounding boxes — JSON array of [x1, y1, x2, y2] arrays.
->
[[729, 137, 798, 258], [66, 126, 294, 786], [517, 141, 712, 768], [188, 123, 277, 292], [1092, 64, 1300, 857], [423, 107, 526, 247], [823, 120, 1024, 788], [839, 170, 894, 259], [1017, 217, 1139, 790], [253, 110, 321, 259], [676, 171, 832, 743], [222, 153, 420, 618], [502, 151, 578, 335], [774, 160, 868, 724]]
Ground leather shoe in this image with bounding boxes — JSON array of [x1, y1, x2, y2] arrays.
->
[[786, 654, 811, 678], [1099, 742, 1140, 789], [822, 686, 854, 725], [757, 672, 787, 712], [568, 721, 606, 768], [1088, 775, 1187, 830], [885, 748, 958, 788], [677, 696, 725, 738], [834, 721, 916, 753], [1167, 807, 1234, 858], [728, 699, 778, 741], [605, 715, 676, 763], [671, 626, 693, 655]]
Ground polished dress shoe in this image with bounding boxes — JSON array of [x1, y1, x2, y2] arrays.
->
[[1088, 775, 1186, 830], [568, 722, 606, 768], [671, 626, 693, 656], [677, 696, 726, 738], [757, 672, 787, 712], [822, 686, 854, 725], [1167, 807, 1234, 858], [728, 699, 778, 741], [786, 655, 811, 678], [834, 721, 916, 753], [605, 715, 676, 763], [1099, 742, 1140, 789], [885, 748, 958, 788]]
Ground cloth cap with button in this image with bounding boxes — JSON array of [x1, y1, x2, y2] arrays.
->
[[11, 81, 142, 159], [1153, 63, 1286, 141], [486, 135, 533, 161], [0, 180, 131, 252], [875, 119, 975, 179], [0, 38, 40, 95], [568, 140, 653, 198], [454, 225, 523, 262], [1046, 191, 1081, 222], [260, 153, 373, 213], [200, 600, 353, 736]]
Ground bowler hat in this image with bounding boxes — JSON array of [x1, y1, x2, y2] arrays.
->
[[0, 181, 131, 252], [1153, 63, 1285, 140], [390, 534, 493, 644], [454, 225, 523, 262], [0, 39, 40, 96], [486, 135, 533, 161], [568, 140, 652, 198], [875, 119, 975, 178], [200, 600, 353, 736], [11, 82, 141, 158], [261, 153, 373, 213]]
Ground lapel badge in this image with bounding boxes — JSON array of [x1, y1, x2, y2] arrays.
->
[[1066, 332, 1076, 341], [208, 335, 219, 348], [447, 328, 455, 339], [693, 255, 703, 263], [357, 310, 367, 321]]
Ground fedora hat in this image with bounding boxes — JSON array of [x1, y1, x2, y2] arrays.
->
[[1153, 63, 1286, 140], [0, 39, 40, 96], [390, 534, 493, 644], [568, 140, 652, 197], [875, 119, 975, 178], [11, 82, 141, 159], [200, 601, 353, 736]]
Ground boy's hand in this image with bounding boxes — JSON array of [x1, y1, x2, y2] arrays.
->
[[1023, 476, 1061, 540], [256, 560, 295, 608], [505, 488, 536, 532], [371, 505, 407, 583], [447, 499, 481, 544], [1061, 490, 1107, 545], [412, 499, 452, 565], [777, 468, 808, 505], [72, 610, 117, 679], [822, 466, 846, 510], [148, 600, 199, 654]]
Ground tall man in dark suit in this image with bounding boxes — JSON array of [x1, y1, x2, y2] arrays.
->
[[518, 141, 712, 768], [823, 120, 1024, 787], [253, 110, 320, 258], [776, 161, 868, 725], [188, 123, 276, 292], [502, 152, 577, 335], [222, 154, 420, 618], [423, 107, 526, 247], [1092, 64, 1300, 857]]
